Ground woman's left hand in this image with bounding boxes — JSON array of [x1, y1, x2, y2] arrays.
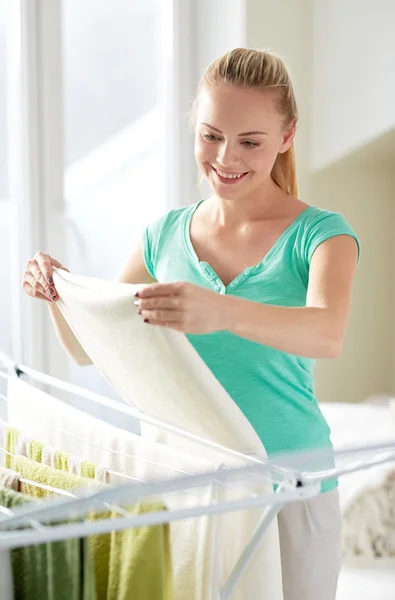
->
[[134, 282, 228, 334]]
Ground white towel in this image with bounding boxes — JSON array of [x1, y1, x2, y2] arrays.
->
[[0, 466, 20, 492], [53, 269, 266, 457], [52, 268, 283, 600]]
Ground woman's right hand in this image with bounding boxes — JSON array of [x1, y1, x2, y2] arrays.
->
[[22, 251, 69, 303]]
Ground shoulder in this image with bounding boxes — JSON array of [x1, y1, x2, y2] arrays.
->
[[145, 203, 196, 239], [300, 206, 360, 263], [142, 202, 200, 278]]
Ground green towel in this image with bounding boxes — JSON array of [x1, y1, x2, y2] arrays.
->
[[108, 501, 173, 600], [6, 428, 174, 599], [0, 486, 97, 600], [5, 427, 110, 598], [11, 454, 110, 599], [4, 426, 19, 468], [29, 439, 43, 462]]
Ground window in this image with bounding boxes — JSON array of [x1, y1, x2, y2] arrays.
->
[[61, 0, 166, 394], [62, 0, 164, 279], [0, 0, 11, 366]]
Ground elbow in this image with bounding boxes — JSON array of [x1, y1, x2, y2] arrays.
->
[[325, 341, 343, 359], [319, 335, 343, 359]]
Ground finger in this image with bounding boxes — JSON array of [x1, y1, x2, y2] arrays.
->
[[22, 281, 54, 302], [27, 260, 54, 296], [136, 296, 180, 311], [34, 252, 56, 285], [142, 318, 183, 330], [136, 282, 184, 299], [140, 309, 179, 322], [24, 271, 57, 301]]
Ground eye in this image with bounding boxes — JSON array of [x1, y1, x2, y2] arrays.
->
[[202, 133, 220, 142], [242, 141, 260, 148]]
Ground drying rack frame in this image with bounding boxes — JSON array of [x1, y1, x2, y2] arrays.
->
[[1, 352, 395, 599]]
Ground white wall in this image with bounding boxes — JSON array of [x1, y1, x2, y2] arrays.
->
[[311, 159, 394, 403], [246, 0, 312, 199], [311, 0, 395, 170], [245, 0, 395, 404]]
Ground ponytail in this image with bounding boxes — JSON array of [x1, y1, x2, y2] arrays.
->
[[271, 142, 297, 197]]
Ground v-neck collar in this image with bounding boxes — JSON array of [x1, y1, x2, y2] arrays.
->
[[183, 199, 314, 293]]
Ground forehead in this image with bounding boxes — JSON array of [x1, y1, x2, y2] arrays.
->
[[196, 85, 281, 132]]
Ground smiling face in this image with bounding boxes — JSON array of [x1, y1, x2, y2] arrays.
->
[[194, 85, 295, 200]]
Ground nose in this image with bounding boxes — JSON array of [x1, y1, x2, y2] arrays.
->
[[217, 141, 241, 167]]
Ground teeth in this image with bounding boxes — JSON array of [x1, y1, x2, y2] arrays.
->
[[216, 169, 246, 179]]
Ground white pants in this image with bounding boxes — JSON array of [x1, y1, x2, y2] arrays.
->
[[278, 488, 342, 600]]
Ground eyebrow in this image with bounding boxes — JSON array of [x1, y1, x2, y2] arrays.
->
[[201, 122, 268, 136]]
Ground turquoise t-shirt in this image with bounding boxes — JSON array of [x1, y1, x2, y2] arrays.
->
[[142, 201, 360, 493]]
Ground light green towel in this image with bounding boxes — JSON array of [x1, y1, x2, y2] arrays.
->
[[108, 501, 173, 600], [81, 461, 96, 479], [0, 486, 97, 600], [11, 454, 110, 599], [29, 439, 43, 462], [11, 455, 98, 498], [5, 427, 110, 598], [54, 450, 69, 471], [4, 426, 19, 468], [5, 452, 102, 599], [6, 428, 174, 599]]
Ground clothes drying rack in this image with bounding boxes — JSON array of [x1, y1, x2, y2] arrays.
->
[[1, 351, 395, 600]]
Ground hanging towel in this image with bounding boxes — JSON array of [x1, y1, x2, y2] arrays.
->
[[8, 379, 225, 600], [8, 455, 100, 498], [108, 501, 173, 600], [0, 486, 97, 600], [4, 449, 110, 597], [7, 425, 108, 482], [49, 268, 283, 600], [0, 466, 20, 491], [15, 432, 33, 458], [5, 430, 173, 600]]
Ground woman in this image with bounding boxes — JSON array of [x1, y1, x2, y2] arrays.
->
[[22, 48, 359, 600]]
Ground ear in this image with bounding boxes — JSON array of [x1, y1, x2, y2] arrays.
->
[[279, 120, 296, 154]]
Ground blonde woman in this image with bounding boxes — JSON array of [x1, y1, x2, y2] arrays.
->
[[23, 48, 359, 600]]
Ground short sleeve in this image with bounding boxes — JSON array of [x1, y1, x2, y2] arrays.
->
[[304, 211, 360, 264], [141, 207, 185, 279], [142, 224, 155, 279]]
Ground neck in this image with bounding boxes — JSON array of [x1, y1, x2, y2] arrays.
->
[[212, 178, 285, 227]]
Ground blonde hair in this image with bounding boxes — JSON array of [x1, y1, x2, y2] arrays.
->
[[192, 48, 298, 197]]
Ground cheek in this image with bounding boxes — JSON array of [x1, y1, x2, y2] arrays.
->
[[194, 139, 212, 163], [247, 146, 280, 174]]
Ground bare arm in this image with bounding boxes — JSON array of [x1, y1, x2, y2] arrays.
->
[[117, 241, 156, 285]]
